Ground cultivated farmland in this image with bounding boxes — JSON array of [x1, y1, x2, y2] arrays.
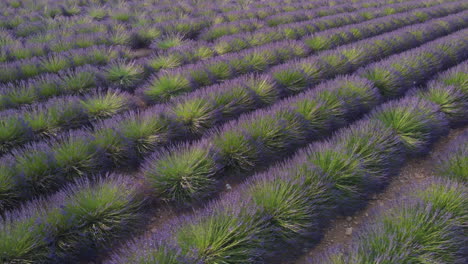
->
[[0, 0, 466, 263]]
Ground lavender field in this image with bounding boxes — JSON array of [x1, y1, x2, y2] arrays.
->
[[0, 0, 467, 263]]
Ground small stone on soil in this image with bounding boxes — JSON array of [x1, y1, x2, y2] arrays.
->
[[346, 216, 352, 222], [345, 227, 353, 236], [415, 173, 425, 179]]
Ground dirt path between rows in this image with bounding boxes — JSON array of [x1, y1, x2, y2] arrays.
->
[[291, 126, 468, 264]]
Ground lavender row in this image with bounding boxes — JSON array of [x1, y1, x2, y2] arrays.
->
[[314, 131, 467, 263], [7, 16, 181, 51], [195, 0, 341, 41], [0, 0, 204, 23], [0, 22, 163, 63], [0, 0, 347, 53], [199, 18, 267, 41], [211, 0, 460, 54], [0, 0, 450, 65], [0, 14, 466, 212], [419, 64, 468, 182], [146, 7, 387, 70], [0, 56, 155, 111], [139, 10, 468, 103], [303, 0, 468, 51], [1, 33, 110, 63], [270, 13, 468, 97], [0, 90, 137, 154], [6, 15, 124, 39], [264, 0, 387, 27], [317, 183, 466, 263], [148, 0, 447, 52], [0, 0, 348, 48], [0, 45, 131, 84], [0, 0, 332, 36], [15, 16, 165, 46], [0, 175, 146, 263], [0, 0, 335, 65], [140, 40, 310, 103], [1, 0, 336, 49], [0, 59, 152, 153], [1, 11, 195, 50], [140, 29, 468, 204], [0, 1, 203, 37], [433, 131, 467, 181], [108, 58, 468, 264], [212, 0, 335, 23], [199, 1, 356, 42], [2, 15, 107, 38], [146, 0, 459, 74], [140, 0, 346, 46]]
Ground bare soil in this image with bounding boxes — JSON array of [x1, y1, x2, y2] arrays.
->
[[292, 126, 468, 264]]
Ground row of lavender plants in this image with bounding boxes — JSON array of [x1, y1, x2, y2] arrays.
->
[[198, 1, 367, 41], [0, 28, 466, 264], [0, 0, 454, 85], [0, 0, 430, 99], [0, 24, 157, 63], [0, 45, 132, 83], [0, 56, 152, 111], [0, 14, 206, 56], [0, 0, 332, 33], [210, 0, 344, 23], [300, 0, 466, 51], [4, 15, 205, 48], [0, 90, 137, 153], [139, 9, 468, 103], [0, 0, 264, 32], [108, 58, 468, 263], [264, 0, 404, 27], [0, 0, 397, 69], [1, 0, 440, 67], [0, 13, 466, 213], [0, 0, 341, 52], [5, 0, 444, 53], [146, 0, 464, 69], [315, 131, 467, 263], [1, 0, 453, 114]]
